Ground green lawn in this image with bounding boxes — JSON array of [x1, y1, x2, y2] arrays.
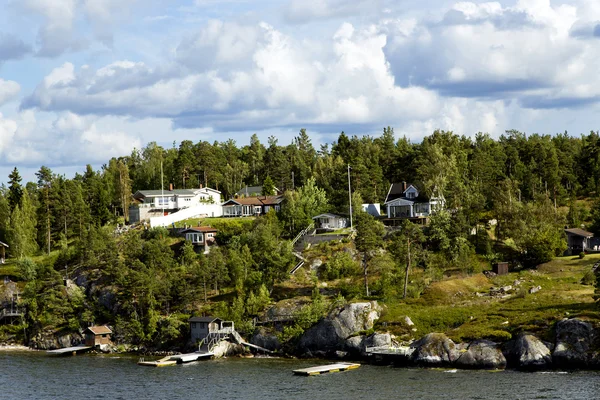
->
[[378, 254, 599, 343]]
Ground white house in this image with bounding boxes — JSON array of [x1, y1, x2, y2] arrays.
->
[[312, 213, 349, 230], [384, 182, 444, 220], [130, 185, 222, 223]]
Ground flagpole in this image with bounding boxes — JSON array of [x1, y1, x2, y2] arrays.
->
[[161, 160, 164, 212], [348, 164, 352, 229]]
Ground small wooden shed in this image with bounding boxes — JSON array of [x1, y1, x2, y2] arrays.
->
[[0, 240, 8, 264], [84, 325, 112, 346], [493, 262, 509, 275]]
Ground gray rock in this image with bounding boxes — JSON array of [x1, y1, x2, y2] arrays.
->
[[553, 318, 596, 368], [410, 333, 459, 366], [310, 259, 323, 271], [345, 333, 391, 355], [298, 302, 380, 353], [31, 331, 83, 350], [250, 329, 281, 351], [529, 286, 541, 294], [504, 333, 552, 370], [455, 340, 506, 369], [344, 336, 365, 353], [404, 316, 415, 327], [365, 333, 392, 349]]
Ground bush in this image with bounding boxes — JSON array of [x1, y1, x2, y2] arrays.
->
[[322, 252, 360, 280], [582, 269, 596, 285], [579, 252, 586, 259]]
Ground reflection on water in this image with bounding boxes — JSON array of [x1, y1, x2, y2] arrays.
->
[[1, 352, 599, 400]]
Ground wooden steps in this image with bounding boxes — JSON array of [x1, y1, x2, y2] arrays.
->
[[293, 362, 360, 376]]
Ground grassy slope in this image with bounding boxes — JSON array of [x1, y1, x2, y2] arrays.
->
[[379, 254, 599, 343]]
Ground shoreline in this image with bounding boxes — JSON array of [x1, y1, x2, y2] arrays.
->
[[0, 344, 34, 352]]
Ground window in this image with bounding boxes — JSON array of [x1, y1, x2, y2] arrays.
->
[[407, 192, 415, 199], [158, 197, 169, 205], [192, 322, 197, 329]]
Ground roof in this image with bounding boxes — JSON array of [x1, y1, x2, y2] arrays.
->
[[181, 226, 218, 233], [0, 241, 8, 248], [223, 195, 284, 207], [85, 325, 112, 335], [312, 213, 348, 220], [133, 189, 198, 198], [565, 228, 594, 237], [236, 185, 264, 196], [189, 316, 222, 323], [385, 182, 418, 203]]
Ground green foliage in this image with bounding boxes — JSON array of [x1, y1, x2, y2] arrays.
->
[[279, 177, 328, 236], [580, 252, 586, 259], [262, 176, 276, 196], [322, 252, 360, 280]]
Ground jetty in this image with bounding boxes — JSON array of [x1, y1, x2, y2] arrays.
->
[[47, 345, 93, 355], [138, 350, 214, 367], [293, 362, 360, 376], [137, 356, 177, 367]]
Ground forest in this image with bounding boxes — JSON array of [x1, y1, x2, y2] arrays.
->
[[1, 127, 600, 347]]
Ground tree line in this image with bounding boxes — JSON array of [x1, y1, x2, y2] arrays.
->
[[2, 127, 600, 345]]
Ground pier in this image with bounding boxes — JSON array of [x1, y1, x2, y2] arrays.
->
[[138, 350, 214, 367], [46, 345, 93, 355], [293, 362, 360, 376]]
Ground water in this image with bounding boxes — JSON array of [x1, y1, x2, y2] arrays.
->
[[1, 352, 600, 400]]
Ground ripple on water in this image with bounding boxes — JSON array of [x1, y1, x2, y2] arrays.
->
[[0, 353, 599, 400]]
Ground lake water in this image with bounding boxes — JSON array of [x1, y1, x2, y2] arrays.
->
[[1, 352, 600, 400]]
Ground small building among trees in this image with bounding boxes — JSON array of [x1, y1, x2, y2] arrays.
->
[[564, 228, 594, 255], [0, 241, 8, 264], [180, 226, 217, 254], [84, 325, 112, 347], [312, 213, 349, 230]]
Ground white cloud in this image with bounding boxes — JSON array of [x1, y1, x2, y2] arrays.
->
[[284, 0, 381, 23], [0, 79, 20, 106], [0, 113, 18, 156]]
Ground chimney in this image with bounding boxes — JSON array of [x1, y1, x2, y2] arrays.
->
[[402, 181, 407, 192], [169, 183, 174, 191], [199, 183, 203, 189]]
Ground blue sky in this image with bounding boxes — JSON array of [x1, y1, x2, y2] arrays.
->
[[1, 0, 600, 184]]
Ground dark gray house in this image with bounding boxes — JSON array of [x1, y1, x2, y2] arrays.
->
[[564, 228, 594, 255]]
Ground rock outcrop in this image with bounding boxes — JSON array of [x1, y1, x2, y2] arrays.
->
[[30, 331, 83, 350], [250, 329, 281, 351], [455, 340, 506, 369], [298, 302, 380, 355], [504, 333, 552, 370], [344, 333, 391, 355], [553, 318, 597, 368], [410, 333, 459, 366]]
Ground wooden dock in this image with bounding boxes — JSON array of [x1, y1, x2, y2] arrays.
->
[[168, 351, 214, 363], [293, 362, 360, 376], [138, 351, 214, 367], [137, 356, 177, 367], [46, 345, 92, 355]]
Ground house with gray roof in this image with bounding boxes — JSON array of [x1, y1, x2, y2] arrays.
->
[[384, 181, 444, 223]]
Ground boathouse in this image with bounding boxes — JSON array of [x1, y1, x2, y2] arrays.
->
[[84, 325, 112, 346], [189, 316, 234, 343]]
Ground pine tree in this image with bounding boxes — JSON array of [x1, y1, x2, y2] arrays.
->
[[7, 167, 23, 212]]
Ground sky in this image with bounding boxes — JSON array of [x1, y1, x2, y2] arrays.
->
[[1, 0, 600, 184]]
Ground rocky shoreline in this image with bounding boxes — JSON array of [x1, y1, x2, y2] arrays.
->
[[251, 301, 600, 371], [5, 301, 599, 371]]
